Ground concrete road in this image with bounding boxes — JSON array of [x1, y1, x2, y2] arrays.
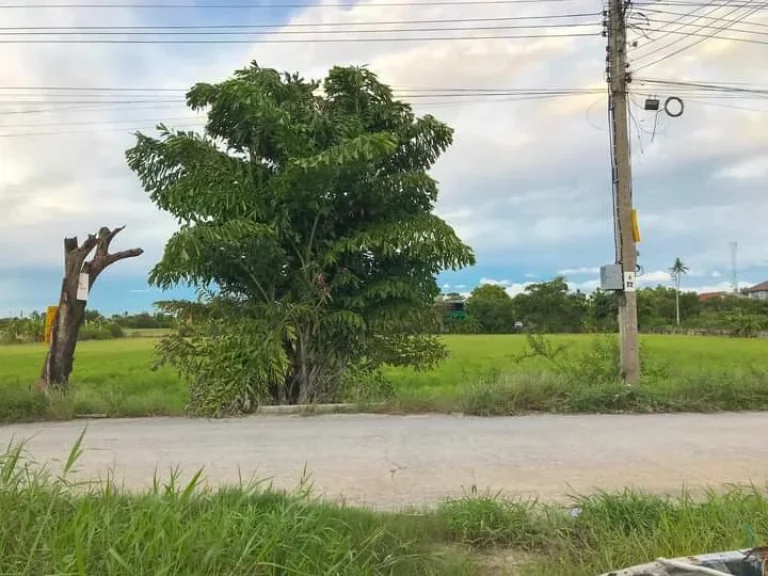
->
[[1, 413, 767, 509]]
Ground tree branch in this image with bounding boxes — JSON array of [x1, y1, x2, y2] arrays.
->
[[106, 248, 144, 266], [95, 225, 126, 261], [85, 226, 143, 282]]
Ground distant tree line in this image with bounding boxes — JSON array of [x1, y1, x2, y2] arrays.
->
[[435, 277, 768, 337], [0, 311, 175, 345]]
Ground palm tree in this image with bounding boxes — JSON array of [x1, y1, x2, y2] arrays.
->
[[669, 257, 689, 326]]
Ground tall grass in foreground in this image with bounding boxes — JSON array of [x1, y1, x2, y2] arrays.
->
[[0, 437, 470, 576], [1, 437, 767, 575], [437, 488, 768, 575]]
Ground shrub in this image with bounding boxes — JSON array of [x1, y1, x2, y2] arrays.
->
[[78, 322, 125, 341]]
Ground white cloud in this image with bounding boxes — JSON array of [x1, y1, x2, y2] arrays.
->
[[568, 279, 600, 293], [2, 0, 768, 311], [479, 278, 510, 287], [714, 155, 768, 180], [639, 270, 672, 285], [558, 266, 599, 276], [505, 283, 534, 297], [681, 281, 744, 295]]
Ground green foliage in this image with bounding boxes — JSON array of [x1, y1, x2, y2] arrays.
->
[[0, 317, 43, 345], [465, 284, 516, 334], [127, 63, 474, 412], [512, 333, 628, 384], [514, 277, 588, 333], [0, 314, 125, 344], [2, 435, 767, 576], [78, 320, 126, 341], [535, 488, 768, 575], [154, 296, 291, 415], [111, 311, 175, 330], [439, 491, 546, 548], [3, 335, 768, 422], [438, 279, 767, 335], [0, 442, 470, 576]]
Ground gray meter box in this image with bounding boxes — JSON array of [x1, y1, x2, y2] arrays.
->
[[600, 264, 624, 291]]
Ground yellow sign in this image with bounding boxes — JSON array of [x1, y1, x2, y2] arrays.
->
[[631, 209, 641, 243], [44, 306, 58, 344]]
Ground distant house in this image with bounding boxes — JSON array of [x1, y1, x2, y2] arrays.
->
[[699, 291, 726, 303], [743, 281, 768, 301], [435, 293, 466, 320]]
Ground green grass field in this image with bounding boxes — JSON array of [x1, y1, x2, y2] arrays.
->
[[1, 334, 768, 421]]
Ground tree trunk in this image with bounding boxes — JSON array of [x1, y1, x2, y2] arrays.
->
[[675, 277, 681, 327], [39, 227, 142, 389]]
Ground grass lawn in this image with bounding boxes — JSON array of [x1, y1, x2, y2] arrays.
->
[[385, 334, 768, 395], [0, 338, 185, 421], [2, 438, 766, 575], [1, 334, 768, 421]]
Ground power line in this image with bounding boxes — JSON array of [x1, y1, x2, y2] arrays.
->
[[634, 0, 768, 71], [630, 0, 715, 54], [642, 7, 768, 29], [0, 90, 605, 135], [641, 17, 768, 37], [665, 97, 768, 113], [0, 85, 604, 93], [0, 122, 204, 138], [642, 1, 768, 5], [0, 31, 601, 44], [635, 77, 768, 96], [0, 0, 584, 8], [0, 23, 602, 37], [0, 13, 602, 31], [0, 102, 189, 115], [634, 25, 768, 48], [0, 115, 200, 129], [631, 0, 733, 61]]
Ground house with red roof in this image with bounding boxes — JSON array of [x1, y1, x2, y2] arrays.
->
[[699, 291, 727, 302], [743, 281, 768, 301]]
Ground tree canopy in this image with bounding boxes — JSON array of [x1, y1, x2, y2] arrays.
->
[[126, 62, 474, 412], [465, 284, 516, 334], [437, 279, 768, 336]]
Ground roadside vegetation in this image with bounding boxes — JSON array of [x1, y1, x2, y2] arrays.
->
[[1, 438, 766, 575], [0, 311, 174, 345], [2, 333, 767, 423]]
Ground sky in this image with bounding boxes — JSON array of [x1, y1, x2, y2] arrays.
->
[[1, 0, 767, 315]]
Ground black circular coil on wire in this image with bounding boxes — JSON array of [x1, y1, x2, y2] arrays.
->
[[664, 96, 684, 118]]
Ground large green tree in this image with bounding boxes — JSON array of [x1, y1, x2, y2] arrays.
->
[[513, 277, 587, 333], [127, 63, 474, 412], [465, 284, 516, 333]]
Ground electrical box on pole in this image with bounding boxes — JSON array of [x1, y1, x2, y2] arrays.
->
[[600, 264, 624, 291]]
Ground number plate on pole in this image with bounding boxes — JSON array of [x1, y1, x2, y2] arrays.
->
[[623, 271, 636, 292]]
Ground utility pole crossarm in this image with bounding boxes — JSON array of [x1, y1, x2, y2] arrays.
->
[[607, 0, 640, 384]]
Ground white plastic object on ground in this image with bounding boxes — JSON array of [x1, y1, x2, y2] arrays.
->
[[656, 557, 732, 576]]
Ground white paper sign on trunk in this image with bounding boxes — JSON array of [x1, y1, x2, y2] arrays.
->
[[77, 273, 89, 301]]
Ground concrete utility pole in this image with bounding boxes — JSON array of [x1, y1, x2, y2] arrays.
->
[[607, 0, 640, 384]]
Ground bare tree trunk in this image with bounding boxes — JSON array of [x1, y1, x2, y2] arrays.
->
[[675, 276, 681, 327], [39, 227, 142, 389]]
